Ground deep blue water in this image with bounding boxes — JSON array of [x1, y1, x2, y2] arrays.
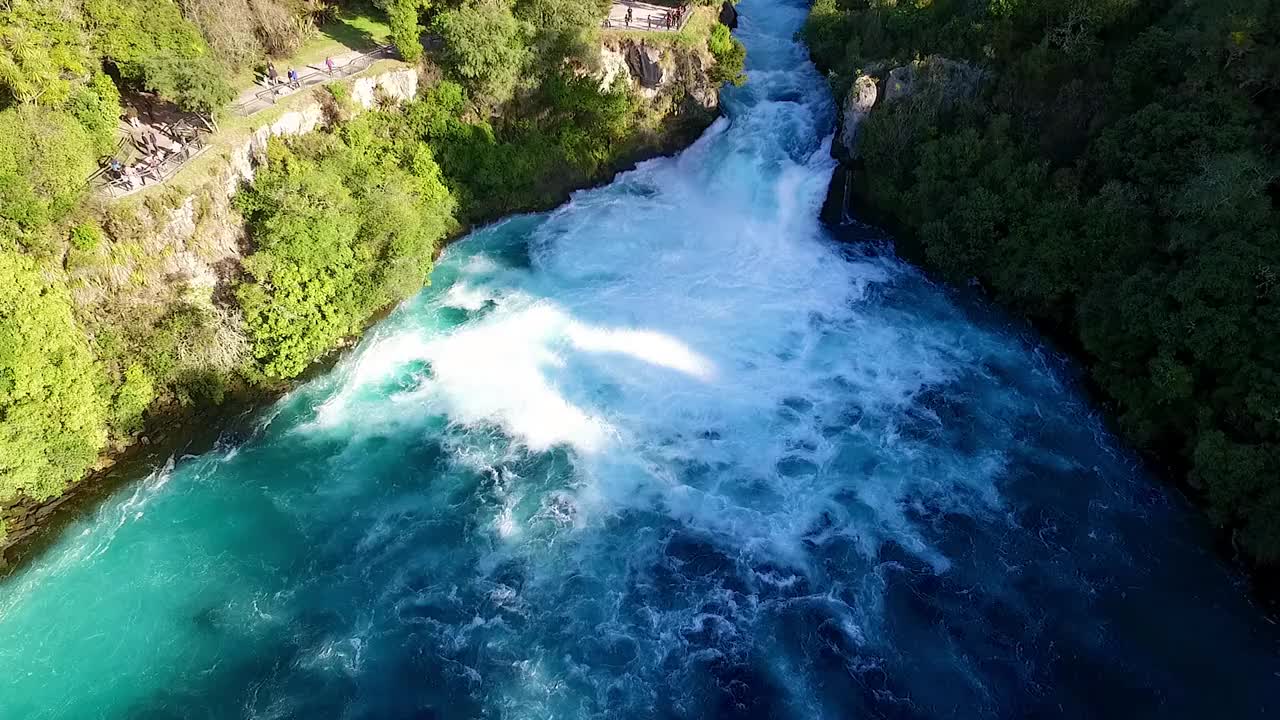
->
[[2, 0, 1279, 717]]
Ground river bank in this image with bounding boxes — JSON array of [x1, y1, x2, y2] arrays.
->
[[0, 18, 732, 569], [810, 13, 1280, 598]]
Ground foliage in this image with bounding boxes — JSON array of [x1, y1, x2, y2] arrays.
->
[[383, 0, 430, 62], [0, 249, 107, 503], [0, 106, 97, 249], [111, 364, 155, 436], [179, 0, 316, 65], [138, 55, 235, 116], [235, 121, 457, 378], [403, 74, 639, 219], [69, 222, 103, 252], [515, 0, 609, 66], [708, 23, 745, 86], [433, 0, 533, 106], [807, 0, 1280, 561], [0, 0, 95, 107]]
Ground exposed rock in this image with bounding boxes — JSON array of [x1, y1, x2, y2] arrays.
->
[[598, 45, 629, 92], [625, 42, 665, 89], [825, 56, 985, 225], [837, 74, 878, 162], [350, 68, 419, 109], [681, 52, 719, 111], [719, 1, 738, 29], [834, 56, 984, 161]]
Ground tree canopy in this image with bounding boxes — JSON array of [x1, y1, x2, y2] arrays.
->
[[805, 0, 1280, 561], [0, 249, 107, 502]]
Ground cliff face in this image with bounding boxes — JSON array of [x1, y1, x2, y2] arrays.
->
[[600, 36, 721, 148]]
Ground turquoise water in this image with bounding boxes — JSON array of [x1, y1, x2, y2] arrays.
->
[[3, 1, 1280, 717]]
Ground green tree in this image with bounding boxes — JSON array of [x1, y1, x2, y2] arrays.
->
[[139, 55, 234, 116], [384, 0, 430, 63], [0, 249, 108, 502], [0, 0, 95, 107], [235, 128, 457, 379], [433, 0, 533, 106], [708, 23, 746, 86], [0, 106, 97, 248]]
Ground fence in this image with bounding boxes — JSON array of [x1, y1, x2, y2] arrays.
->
[[602, 2, 692, 32], [89, 121, 212, 199]]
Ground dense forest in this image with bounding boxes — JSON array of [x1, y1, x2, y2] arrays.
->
[[804, 0, 1280, 563], [0, 0, 742, 538]]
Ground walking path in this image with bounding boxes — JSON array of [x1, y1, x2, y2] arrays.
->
[[90, 45, 396, 198], [230, 45, 394, 116], [603, 1, 691, 32]]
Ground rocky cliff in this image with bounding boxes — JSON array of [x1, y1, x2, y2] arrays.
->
[[600, 35, 721, 145]]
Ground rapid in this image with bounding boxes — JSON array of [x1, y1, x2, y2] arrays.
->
[[2, 0, 1278, 716]]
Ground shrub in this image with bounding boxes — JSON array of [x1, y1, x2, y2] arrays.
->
[[69, 222, 103, 252], [0, 248, 108, 502], [708, 23, 746, 86], [433, 0, 533, 106], [235, 131, 457, 378], [111, 363, 154, 436], [139, 55, 235, 116], [385, 0, 427, 63], [0, 106, 97, 248], [0, 0, 97, 106]]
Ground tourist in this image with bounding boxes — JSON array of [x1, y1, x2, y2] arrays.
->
[[267, 62, 278, 85], [288, 68, 299, 88], [625, 7, 632, 26], [325, 56, 335, 75]]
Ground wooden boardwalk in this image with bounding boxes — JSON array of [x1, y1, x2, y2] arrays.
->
[[603, 1, 691, 32]]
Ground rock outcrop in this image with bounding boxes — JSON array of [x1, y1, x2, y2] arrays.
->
[[719, 1, 738, 29], [600, 37, 721, 117], [836, 74, 878, 163], [625, 42, 665, 89], [350, 67, 419, 110]]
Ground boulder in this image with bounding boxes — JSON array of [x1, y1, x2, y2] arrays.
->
[[625, 42, 664, 88], [719, 1, 738, 29]]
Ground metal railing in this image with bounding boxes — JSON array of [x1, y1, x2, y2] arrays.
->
[[602, 2, 692, 32], [89, 120, 213, 199]]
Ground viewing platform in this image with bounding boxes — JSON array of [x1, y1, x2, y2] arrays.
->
[[603, 1, 692, 32]]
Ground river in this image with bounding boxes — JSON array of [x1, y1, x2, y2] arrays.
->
[[2, 0, 1278, 717]]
